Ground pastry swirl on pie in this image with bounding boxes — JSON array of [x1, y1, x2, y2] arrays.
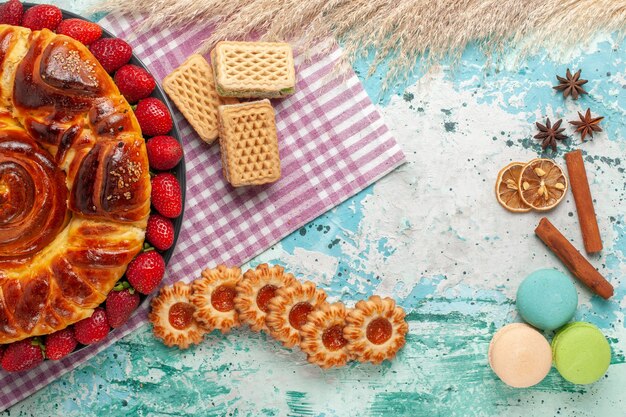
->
[[300, 302, 351, 369], [0, 25, 150, 344], [234, 263, 296, 332], [265, 280, 327, 348], [149, 282, 206, 349], [344, 295, 408, 364], [191, 265, 242, 333]]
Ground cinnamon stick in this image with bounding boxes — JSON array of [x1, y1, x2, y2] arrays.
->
[[565, 150, 602, 253], [535, 217, 613, 299]]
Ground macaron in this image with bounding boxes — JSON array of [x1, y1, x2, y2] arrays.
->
[[488, 323, 552, 388], [516, 268, 578, 331], [552, 321, 611, 384]]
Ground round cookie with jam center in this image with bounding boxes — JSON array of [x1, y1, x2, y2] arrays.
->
[[516, 268, 578, 331]]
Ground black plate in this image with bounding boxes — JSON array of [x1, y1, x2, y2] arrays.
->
[[23, 3, 186, 265]]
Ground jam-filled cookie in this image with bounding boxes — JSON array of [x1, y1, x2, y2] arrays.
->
[[344, 295, 408, 364], [266, 281, 327, 348], [301, 302, 352, 369], [234, 264, 297, 332], [191, 265, 242, 333], [149, 282, 206, 349]]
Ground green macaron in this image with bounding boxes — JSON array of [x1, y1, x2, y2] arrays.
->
[[551, 321, 611, 384]]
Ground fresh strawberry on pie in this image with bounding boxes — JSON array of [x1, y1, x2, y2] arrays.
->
[[74, 308, 110, 345], [89, 37, 132, 73], [151, 173, 182, 218], [106, 282, 141, 328], [1, 338, 45, 372], [126, 251, 166, 295], [45, 328, 78, 360], [0, 0, 23, 26], [114, 64, 156, 103], [21, 4, 62, 31], [146, 214, 175, 251], [134, 98, 173, 136], [146, 135, 183, 170], [56, 18, 102, 45]]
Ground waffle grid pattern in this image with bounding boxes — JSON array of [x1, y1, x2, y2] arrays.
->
[[213, 41, 295, 96], [224, 50, 290, 82], [218, 100, 280, 186], [163, 54, 227, 143]]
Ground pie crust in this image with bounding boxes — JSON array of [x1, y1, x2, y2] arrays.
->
[[234, 263, 297, 332], [301, 302, 352, 368], [344, 295, 408, 364], [265, 280, 327, 348], [149, 282, 206, 349], [191, 265, 242, 333], [0, 25, 150, 344]]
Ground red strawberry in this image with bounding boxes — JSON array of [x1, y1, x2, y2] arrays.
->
[[21, 4, 62, 31], [106, 282, 140, 328], [89, 37, 132, 73], [146, 214, 175, 251], [114, 64, 156, 104], [126, 251, 165, 295], [151, 173, 182, 218], [1, 338, 44, 372], [56, 18, 102, 45], [146, 135, 183, 170], [0, 0, 23, 25], [74, 308, 110, 345], [134, 98, 173, 136], [45, 328, 77, 360]]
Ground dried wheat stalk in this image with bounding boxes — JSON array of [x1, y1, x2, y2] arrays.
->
[[95, 0, 626, 88]]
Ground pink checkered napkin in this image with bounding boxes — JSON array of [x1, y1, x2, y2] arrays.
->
[[0, 13, 405, 411]]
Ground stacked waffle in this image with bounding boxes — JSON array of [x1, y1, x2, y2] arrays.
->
[[163, 42, 296, 187]]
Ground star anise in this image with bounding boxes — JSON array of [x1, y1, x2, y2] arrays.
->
[[569, 108, 603, 141], [553, 68, 588, 100], [534, 117, 567, 151]]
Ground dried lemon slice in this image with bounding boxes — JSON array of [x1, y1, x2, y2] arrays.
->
[[518, 158, 568, 211], [495, 162, 532, 213]]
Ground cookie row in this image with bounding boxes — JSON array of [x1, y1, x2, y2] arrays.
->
[[149, 264, 409, 368]]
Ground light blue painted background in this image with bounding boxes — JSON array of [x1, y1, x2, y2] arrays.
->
[[5, 1, 625, 416]]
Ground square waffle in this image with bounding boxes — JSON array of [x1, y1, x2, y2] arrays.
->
[[217, 99, 281, 187], [163, 54, 237, 144], [211, 41, 296, 98]]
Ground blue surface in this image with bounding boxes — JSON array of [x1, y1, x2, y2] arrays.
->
[[6, 1, 626, 416]]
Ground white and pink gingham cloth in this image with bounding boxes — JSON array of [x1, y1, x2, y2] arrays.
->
[[0, 13, 405, 410]]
